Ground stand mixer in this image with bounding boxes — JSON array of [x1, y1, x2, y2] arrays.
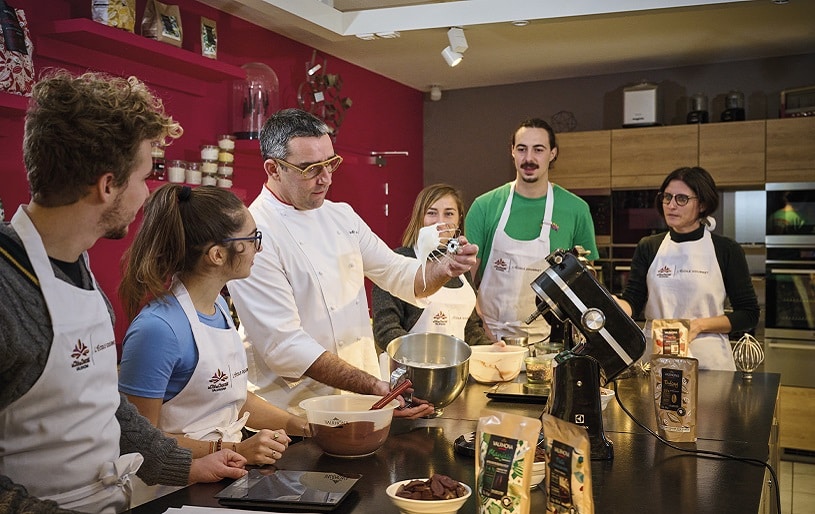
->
[[526, 247, 646, 460]]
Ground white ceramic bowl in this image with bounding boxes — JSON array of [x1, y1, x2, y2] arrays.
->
[[386, 478, 471, 514], [530, 460, 546, 487], [298, 394, 398, 458], [468, 345, 528, 383], [600, 387, 615, 411]]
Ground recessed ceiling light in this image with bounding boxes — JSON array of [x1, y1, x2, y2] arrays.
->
[[375, 31, 400, 39], [511, 20, 530, 27]]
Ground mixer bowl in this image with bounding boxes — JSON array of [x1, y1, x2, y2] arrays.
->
[[385, 333, 471, 416]]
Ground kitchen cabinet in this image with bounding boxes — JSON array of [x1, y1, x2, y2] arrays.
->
[[611, 124, 699, 188], [553, 130, 611, 189], [779, 385, 815, 452], [766, 117, 815, 183], [700, 120, 766, 186]]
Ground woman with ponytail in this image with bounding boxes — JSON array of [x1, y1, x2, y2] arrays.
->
[[118, 185, 308, 487]]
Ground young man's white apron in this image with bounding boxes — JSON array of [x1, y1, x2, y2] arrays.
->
[[643, 228, 736, 371], [1, 207, 142, 513], [132, 278, 250, 506], [477, 181, 554, 342]]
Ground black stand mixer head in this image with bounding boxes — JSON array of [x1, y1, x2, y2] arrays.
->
[[527, 247, 646, 460]]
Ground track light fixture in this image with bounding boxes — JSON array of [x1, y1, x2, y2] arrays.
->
[[446, 27, 468, 53], [441, 27, 467, 67], [441, 46, 463, 67]]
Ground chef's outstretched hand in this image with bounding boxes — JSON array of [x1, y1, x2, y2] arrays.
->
[[443, 237, 477, 277], [188, 449, 247, 484]]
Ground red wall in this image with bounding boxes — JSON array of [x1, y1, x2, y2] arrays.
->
[[1, 0, 424, 345]]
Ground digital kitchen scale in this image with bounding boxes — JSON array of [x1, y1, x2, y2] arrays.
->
[[215, 469, 361, 511]]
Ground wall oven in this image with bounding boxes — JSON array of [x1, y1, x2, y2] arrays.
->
[[764, 183, 815, 387]]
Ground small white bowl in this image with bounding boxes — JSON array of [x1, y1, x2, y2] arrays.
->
[[600, 387, 615, 411], [530, 460, 546, 487], [468, 345, 528, 383], [386, 478, 471, 514]]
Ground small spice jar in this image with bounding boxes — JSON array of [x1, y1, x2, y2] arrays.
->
[[185, 162, 202, 185], [200, 159, 218, 174], [216, 164, 233, 177], [151, 141, 166, 159], [167, 160, 186, 183], [217, 177, 233, 188], [200, 144, 219, 162], [201, 173, 217, 186], [217, 134, 236, 152], [217, 151, 234, 164]]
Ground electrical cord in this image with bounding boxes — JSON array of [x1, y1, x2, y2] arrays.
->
[[610, 378, 781, 514]]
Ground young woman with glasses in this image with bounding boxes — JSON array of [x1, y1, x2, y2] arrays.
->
[[616, 166, 759, 371], [117, 184, 309, 502]]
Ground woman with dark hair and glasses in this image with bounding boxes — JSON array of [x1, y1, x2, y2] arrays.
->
[[118, 185, 308, 502], [616, 166, 759, 370]]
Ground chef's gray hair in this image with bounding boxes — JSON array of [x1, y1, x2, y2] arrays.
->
[[259, 108, 330, 160]]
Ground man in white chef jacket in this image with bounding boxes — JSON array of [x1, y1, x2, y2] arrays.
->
[[228, 109, 478, 417], [0, 70, 247, 513], [465, 118, 598, 343]]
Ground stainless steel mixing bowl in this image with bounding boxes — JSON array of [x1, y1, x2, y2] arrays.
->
[[385, 333, 471, 416]]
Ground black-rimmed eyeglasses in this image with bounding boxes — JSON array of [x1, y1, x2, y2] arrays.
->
[[221, 229, 262, 251], [273, 155, 343, 180], [657, 192, 697, 207]]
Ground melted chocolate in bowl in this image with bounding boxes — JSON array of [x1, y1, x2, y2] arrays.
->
[[310, 420, 391, 457]]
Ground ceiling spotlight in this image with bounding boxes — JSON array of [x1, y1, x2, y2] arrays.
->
[[446, 27, 468, 53], [355, 33, 376, 40], [511, 20, 529, 27], [375, 31, 400, 39], [441, 46, 463, 67]]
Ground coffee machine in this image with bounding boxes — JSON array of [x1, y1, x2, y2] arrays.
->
[[526, 247, 646, 460]]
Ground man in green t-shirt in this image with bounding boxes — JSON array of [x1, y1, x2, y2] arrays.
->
[[465, 118, 598, 342]]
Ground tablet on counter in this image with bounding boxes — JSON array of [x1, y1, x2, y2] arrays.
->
[[215, 469, 361, 512]]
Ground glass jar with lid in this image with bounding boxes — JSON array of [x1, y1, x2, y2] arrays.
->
[[185, 162, 202, 185], [200, 144, 219, 161], [201, 172, 217, 186], [167, 160, 187, 183], [231, 62, 279, 139]]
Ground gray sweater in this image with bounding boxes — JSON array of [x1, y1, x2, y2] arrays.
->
[[0, 223, 192, 514]]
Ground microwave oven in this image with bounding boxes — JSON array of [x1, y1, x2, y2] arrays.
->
[[780, 85, 815, 118]]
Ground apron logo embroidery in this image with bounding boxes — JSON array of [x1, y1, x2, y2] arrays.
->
[[433, 311, 448, 326], [208, 369, 230, 392], [656, 265, 673, 278], [71, 339, 91, 370], [492, 258, 508, 272]]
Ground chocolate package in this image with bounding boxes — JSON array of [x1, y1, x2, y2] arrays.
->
[[200, 16, 217, 59], [651, 318, 690, 356], [650, 354, 698, 443], [541, 414, 594, 514], [0, 0, 34, 95], [142, 0, 183, 48], [92, 0, 136, 32], [476, 410, 541, 514]]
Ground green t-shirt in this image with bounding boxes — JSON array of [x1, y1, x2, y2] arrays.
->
[[465, 182, 599, 279]]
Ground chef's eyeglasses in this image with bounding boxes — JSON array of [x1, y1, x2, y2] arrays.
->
[[657, 192, 697, 207], [273, 155, 343, 180], [221, 229, 262, 251]]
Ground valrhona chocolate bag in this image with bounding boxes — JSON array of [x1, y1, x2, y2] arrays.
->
[[0, 0, 34, 95]]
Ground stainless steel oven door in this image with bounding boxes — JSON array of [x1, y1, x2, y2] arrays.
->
[[764, 245, 815, 386]]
